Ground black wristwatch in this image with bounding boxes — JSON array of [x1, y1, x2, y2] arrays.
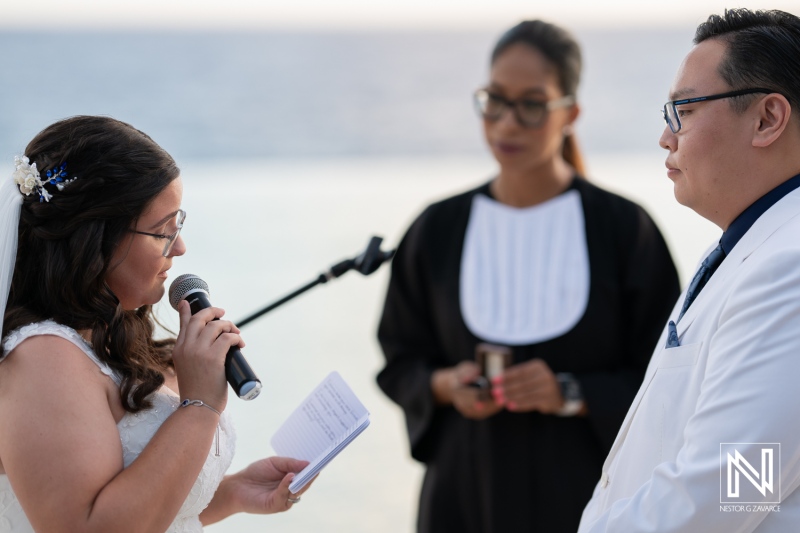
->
[[555, 372, 584, 417]]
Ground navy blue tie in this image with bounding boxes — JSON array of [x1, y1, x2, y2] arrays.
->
[[666, 244, 725, 348], [679, 243, 726, 321]]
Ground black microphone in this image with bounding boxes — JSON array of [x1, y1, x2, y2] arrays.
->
[[168, 274, 262, 400]]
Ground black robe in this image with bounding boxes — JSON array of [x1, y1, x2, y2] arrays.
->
[[377, 178, 680, 533]]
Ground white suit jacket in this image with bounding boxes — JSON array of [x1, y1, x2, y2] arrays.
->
[[578, 187, 800, 532]]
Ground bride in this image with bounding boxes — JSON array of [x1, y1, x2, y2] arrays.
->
[[0, 116, 311, 532]]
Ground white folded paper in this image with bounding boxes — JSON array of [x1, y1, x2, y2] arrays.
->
[[271, 371, 370, 493]]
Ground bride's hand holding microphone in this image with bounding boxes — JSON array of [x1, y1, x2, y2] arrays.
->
[[172, 300, 244, 412]]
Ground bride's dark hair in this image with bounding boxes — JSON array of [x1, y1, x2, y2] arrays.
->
[[3, 115, 180, 412]]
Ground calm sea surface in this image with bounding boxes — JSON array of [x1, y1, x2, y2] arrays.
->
[[0, 28, 697, 159], [1, 29, 718, 532]]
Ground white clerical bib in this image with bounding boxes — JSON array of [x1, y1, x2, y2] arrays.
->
[[460, 190, 590, 345]]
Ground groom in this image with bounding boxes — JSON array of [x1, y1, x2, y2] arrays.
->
[[578, 8, 800, 532]]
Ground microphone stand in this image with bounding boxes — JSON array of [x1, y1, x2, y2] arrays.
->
[[236, 236, 394, 328]]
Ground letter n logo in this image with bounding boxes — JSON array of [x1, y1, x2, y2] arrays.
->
[[720, 443, 781, 504]]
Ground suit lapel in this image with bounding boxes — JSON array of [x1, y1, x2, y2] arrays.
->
[[677, 188, 800, 334], [601, 188, 800, 472]]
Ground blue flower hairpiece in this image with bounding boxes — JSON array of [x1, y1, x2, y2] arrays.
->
[[12, 156, 78, 202]]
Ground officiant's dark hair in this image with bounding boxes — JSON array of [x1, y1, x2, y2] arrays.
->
[[4, 115, 179, 413], [491, 20, 585, 175], [694, 9, 800, 115]]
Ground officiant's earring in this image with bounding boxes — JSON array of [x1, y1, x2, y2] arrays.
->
[[562, 124, 574, 137]]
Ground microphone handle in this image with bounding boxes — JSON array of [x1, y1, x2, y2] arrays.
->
[[186, 291, 262, 400]]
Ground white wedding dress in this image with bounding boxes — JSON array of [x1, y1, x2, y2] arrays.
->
[[0, 321, 236, 533]]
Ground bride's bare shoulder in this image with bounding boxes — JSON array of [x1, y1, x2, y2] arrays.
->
[[0, 333, 112, 392]]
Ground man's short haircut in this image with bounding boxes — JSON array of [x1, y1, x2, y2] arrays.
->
[[695, 9, 800, 114]]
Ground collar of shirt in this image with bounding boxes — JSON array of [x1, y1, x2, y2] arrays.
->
[[721, 172, 800, 254]]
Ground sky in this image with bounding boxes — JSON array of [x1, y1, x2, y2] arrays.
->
[[0, 0, 798, 30]]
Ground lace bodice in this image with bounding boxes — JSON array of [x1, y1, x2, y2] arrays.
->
[[0, 321, 236, 533]]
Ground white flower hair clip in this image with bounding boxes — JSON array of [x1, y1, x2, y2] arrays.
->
[[12, 155, 78, 202]]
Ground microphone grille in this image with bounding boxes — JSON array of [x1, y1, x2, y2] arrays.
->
[[168, 274, 210, 310]]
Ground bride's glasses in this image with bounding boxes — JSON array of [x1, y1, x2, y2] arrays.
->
[[130, 209, 186, 257]]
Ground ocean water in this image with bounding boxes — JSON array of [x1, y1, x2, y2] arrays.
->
[[0, 29, 719, 532], [0, 28, 697, 159]]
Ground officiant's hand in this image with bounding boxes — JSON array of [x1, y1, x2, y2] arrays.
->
[[490, 359, 563, 414], [432, 361, 502, 420]]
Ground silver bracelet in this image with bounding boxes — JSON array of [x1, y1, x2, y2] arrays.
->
[[179, 398, 221, 416], [179, 399, 221, 456]]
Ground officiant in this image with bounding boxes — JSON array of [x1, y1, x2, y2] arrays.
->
[[375, 19, 680, 533]]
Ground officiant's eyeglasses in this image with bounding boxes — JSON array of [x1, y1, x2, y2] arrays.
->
[[661, 87, 775, 133], [473, 89, 575, 128], [130, 209, 186, 257]]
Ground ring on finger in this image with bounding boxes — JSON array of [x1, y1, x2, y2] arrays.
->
[[288, 496, 301, 504]]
